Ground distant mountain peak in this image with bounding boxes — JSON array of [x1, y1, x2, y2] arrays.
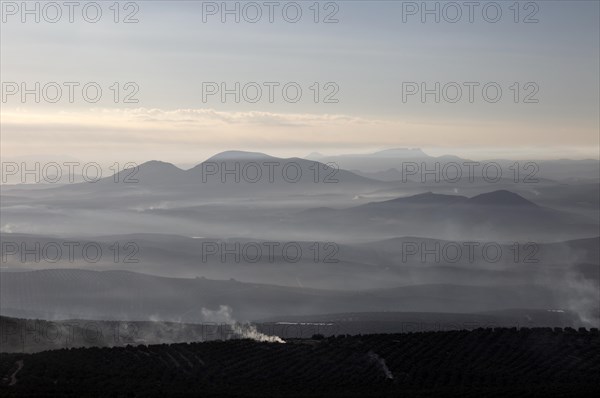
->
[[140, 160, 178, 167], [205, 150, 276, 162], [137, 160, 182, 172], [468, 190, 538, 207], [116, 160, 184, 183]]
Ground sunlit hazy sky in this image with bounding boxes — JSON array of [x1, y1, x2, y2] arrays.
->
[[1, 0, 599, 163]]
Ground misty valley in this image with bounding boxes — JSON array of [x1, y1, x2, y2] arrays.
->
[[1, 150, 599, 397], [1, 150, 598, 327], [1, 2, 599, 395]]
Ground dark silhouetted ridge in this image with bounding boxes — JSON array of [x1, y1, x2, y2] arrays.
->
[[468, 190, 538, 207]]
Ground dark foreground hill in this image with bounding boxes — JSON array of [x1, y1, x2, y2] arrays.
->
[[1, 328, 599, 397], [0, 310, 581, 353]]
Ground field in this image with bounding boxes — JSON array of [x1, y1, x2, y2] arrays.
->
[[1, 328, 599, 397]]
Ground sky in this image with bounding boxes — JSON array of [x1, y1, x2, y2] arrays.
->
[[1, 0, 599, 164]]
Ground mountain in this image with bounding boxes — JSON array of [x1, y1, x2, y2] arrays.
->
[[309, 149, 600, 181], [466, 190, 538, 207], [304, 148, 435, 172], [1, 151, 596, 241], [0, 269, 567, 323], [359, 192, 467, 207], [355, 190, 557, 216], [48, 151, 386, 199], [204, 150, 279, 162], [186, 151, 376, 185], [2, 233, 597, 291], [297, 190, 598, 241]]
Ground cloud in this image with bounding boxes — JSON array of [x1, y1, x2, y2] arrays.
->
[[1, 107, 598, 163]]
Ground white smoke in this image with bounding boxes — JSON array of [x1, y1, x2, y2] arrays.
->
[[1, 224, 15, 233], [562, 273, 600, 328], [148, 314, 162, 323], [201, 305, 285, 343], [368, 351, 394, 380]]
